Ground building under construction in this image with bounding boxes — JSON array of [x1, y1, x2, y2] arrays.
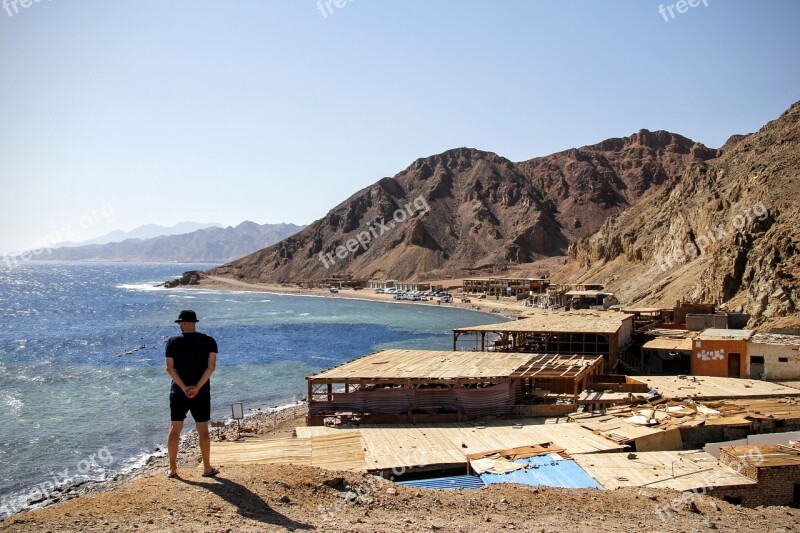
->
[[453, 311, 635, 371], [305, 349, 603, 426]]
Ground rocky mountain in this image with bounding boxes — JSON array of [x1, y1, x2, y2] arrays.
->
[[26, 222, 305, 263], [212, 132, 714, 283], [213, 150, 558, 282], [563, 101, 800, 330], [516, 130, 717, 243]]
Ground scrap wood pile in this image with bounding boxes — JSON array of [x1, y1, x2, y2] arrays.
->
[[466, 443, 568, 475], [568, 397, 800, 430]]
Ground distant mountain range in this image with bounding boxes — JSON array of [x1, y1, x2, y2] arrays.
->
[[55, 221, 222, 247], [22, 222, 305, 263]]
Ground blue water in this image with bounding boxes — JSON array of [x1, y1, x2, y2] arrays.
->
[[0, 262, 505, 514]]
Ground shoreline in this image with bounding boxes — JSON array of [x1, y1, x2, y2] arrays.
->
[[187, 275, 531, 320], [1, 276, 528, 525], [0, 402, 309, 521]]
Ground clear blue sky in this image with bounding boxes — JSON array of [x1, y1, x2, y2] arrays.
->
[[1, 0, 798, 253]]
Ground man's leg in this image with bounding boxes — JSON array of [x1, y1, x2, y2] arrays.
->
[[196, 421, 212, 474], [168, 421, 183, 475]]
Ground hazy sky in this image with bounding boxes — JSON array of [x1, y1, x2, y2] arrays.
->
[[1, 1, 798, 253]]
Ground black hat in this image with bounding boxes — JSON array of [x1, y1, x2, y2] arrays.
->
[[175, 310, 199, 323]]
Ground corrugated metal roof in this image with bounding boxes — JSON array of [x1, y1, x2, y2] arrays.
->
[[396, 474, 485, 490], [479, 454, 603, 490]]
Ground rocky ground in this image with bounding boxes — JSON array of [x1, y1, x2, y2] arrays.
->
[[2, 405, 799, 532], [3, 463, 798, 532]]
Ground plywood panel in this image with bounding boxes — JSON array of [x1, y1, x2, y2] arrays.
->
[[310, 432, 366, 471], [635, 427, 683, 452], [310, 349, 534, 380], [212, 438, 312, 466], [454, 311, 634, 335], [573, 451, 756, 492], [358, 426, 466, 471], [631, 375, 800, 400]]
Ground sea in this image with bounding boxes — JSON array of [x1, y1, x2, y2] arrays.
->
[[0, 262, 505, 516]]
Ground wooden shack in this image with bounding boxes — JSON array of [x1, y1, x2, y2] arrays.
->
[[305, 349, 603, 426], [453, 310, 634, 371]]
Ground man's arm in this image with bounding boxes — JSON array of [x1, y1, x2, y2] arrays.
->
[[166, 356, 190, 394], [186, 352, 217, 398]]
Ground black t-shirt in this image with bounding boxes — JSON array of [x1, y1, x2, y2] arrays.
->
[[165, 332, 218, 394]]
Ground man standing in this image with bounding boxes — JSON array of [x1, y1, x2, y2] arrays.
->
[[165, 310, 219, 478]]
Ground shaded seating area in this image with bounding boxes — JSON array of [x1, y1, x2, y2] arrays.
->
[[305, 349, 604, 425], [453, 311, 635, 370]]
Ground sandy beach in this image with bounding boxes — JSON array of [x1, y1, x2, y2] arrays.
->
[[191, 275, 532, 319]]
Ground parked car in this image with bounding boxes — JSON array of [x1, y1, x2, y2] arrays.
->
[[329, 287, 338, 293]]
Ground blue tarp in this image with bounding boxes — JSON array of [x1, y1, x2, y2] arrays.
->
[[396, 474, 485, 490], [480, 454, 604, 490], [393, 454, 605, 491]]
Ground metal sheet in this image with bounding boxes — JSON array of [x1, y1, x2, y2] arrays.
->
[[397, 474, 485, 490], [480, 454, 603, 490]]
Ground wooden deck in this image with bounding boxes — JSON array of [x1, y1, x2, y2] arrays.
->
[[303, 419, 625, 472], [213, 419, 626, 474], [631, 375, 800, 400], [573, 450, 757, 491], [212, 438, 312, 466], [211, 432, 366, 471]]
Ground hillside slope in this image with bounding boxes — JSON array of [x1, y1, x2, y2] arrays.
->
[[563, 101, 800, 329], [213, 133, 712, 283], [516, 130, 717, 243]]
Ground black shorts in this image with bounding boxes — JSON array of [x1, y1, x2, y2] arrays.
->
[[170, 388, 211, 423]]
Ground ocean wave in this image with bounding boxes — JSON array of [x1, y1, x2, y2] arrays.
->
[[117, 448, 167, 476], [9, 372, 46, 383], [116, 283, 167, 292], [2, 393, 23, 413]]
